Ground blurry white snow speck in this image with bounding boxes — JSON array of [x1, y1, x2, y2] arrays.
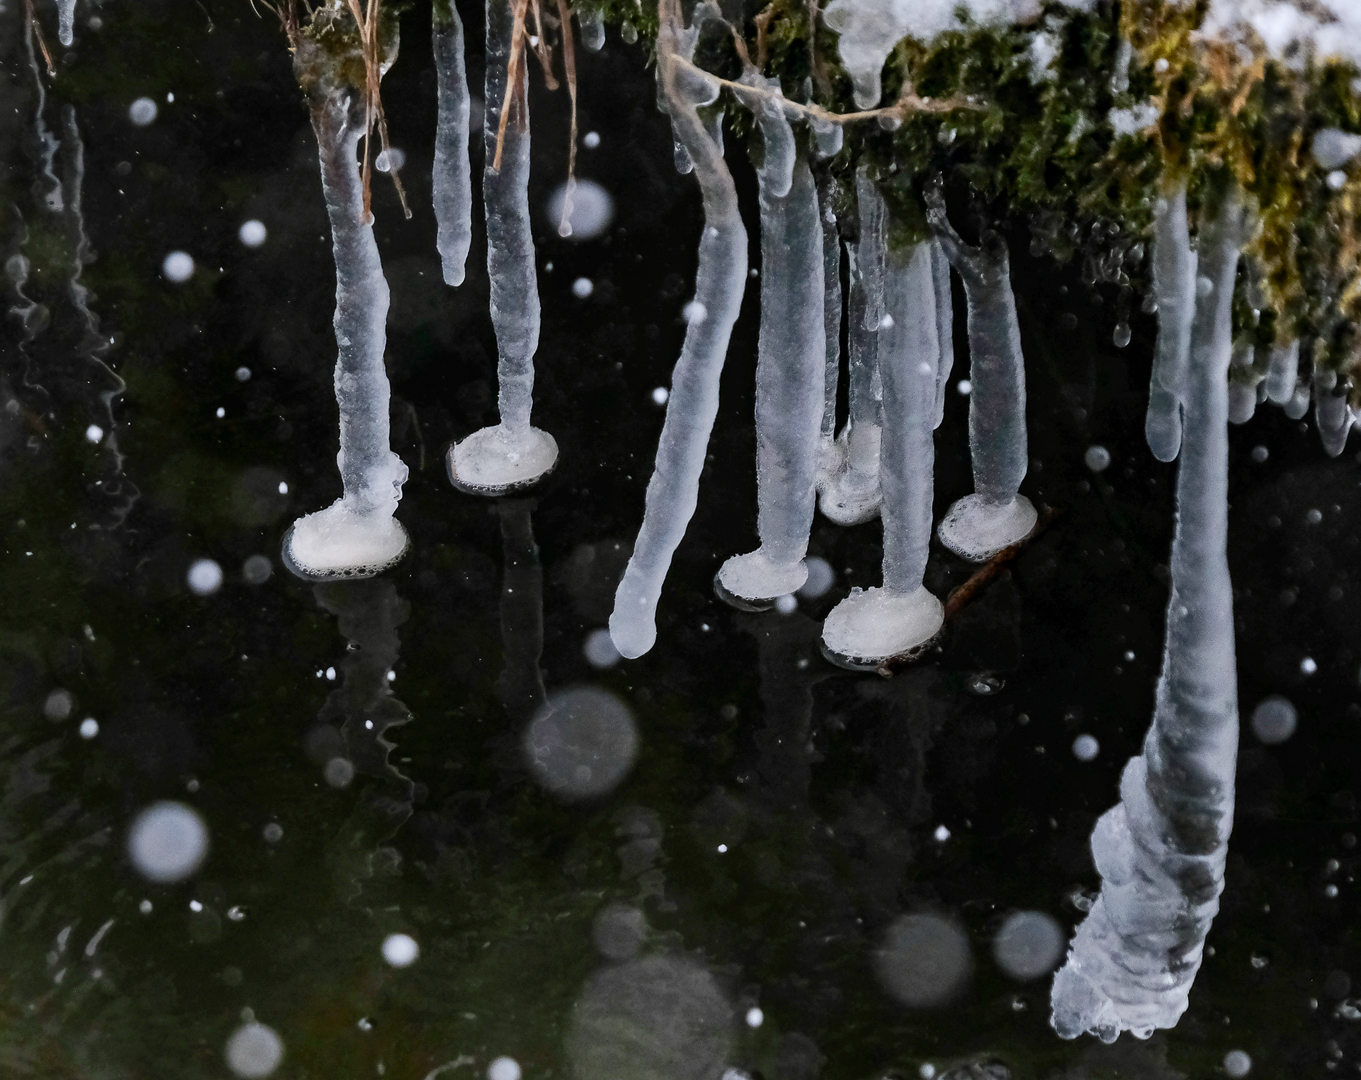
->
[[745, 1007, 764, 1028], [216, 407, 226, 418], [774, 594, 797, 615], [139, 899, 153, 914], [262, 822, 283, 843], [524, 686, 639, 800], [1072, 734, 1100, 761], [1223, 1050, 1252, 1078], [992, 910, 1064, 981], [956, 379, 972, 395], [374, 147, 405, 173], [162, 251, 195, 282], [277, 481, 288, 494], [934, 825, 950, 842], [1327, 170, 1347, 190], [235, 366, 252, 381], [1084, 445, 1111, 472], [488, 1058, 521, 1080], [45, 688, 75, 719], [683, 300, 707, 325], [242, 554, 272, 585], [651, 386, 669, 406], [874, 912, 972, 1008], [797, 556, 834, 599], [879, 313, 895, 330], [128, 97, 158, 125], [85, 424, 104, 443], [1251, 695, 1297, 744], [583, 628, 621, 669], [224, 1021, 284, 1078], [127, 801, 209, 883], [239, 220, 267, 247], [717, 844, 728, 853], [583, 131, 600, 149], [919, 1067, 936, 1080], [1301, 657, 1317, 675], [572, 277, 594, 299], [324, 757, 354, 788], [1251, 444, 1268, 463], [166, 92, 175, 103], [188, 558, 224, 596], [79, 717, 99, 739], [547, 179, 615, 241], [382, 932, 420, 968]]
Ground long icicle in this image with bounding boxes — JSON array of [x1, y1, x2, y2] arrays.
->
[[926, 177, 1035, 561], [1051, 182, 1247, 1043], [1145, 178, 1197, 461], [930, 239, 954, 428], [815, 174, 844, 485], [715, 150, 824, 606], [446, 0, 559, 494], [1264, 338, 1298, 405], [432, 0, 473, 287], [822, 238, 942, 668], [608, 0, 748, 658], [286, 37, 409, 578]]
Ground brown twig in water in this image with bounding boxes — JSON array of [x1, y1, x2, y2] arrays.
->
[[493, 0, 532, 171], [342, 0, 411, 221], [22, 0, 56, 77], [875, 504, 1062, 677]]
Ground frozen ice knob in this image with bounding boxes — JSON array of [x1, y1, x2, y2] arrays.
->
[[936, 493, 1037, 562], [446, 423, 559, 496], [820, 585, 943, 670]]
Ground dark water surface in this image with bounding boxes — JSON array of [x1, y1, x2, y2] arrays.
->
[[2, 2, 1359, 1078]]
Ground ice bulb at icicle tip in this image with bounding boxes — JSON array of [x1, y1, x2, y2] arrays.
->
[[936, 494, 1037, 562], [821, 586, 943, 670], [447, 423, 559, 497]]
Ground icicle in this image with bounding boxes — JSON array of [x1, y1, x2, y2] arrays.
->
[[432, 0, 473, 288], [1227, 342, 1257, 424], [286, 50, 409, 580], [608, 0, 749, 659], [1284, 380, 1312, 419], [1145, 179, 1197, 462], [578, 6, 606, 50], [58, 0, 76, 47], [1314, 364, 1352, 457], [816, 177, 844, 486], [447, 0, 559, 495], [809, 116, 844, 159], [818, 176, 885, 526], [736, 71, 795, 199], [1051, 185, 1248, 1043], [926, 178, 1036, 561], [1264, 339, 1298, 404], [822, 241, 943, 668], [930, 239, 954, 429], [715, 154, 824, 607]]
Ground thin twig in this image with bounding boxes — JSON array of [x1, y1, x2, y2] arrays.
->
[[22, 0, 56, 77], [752, 2, 776, 73], [554, 0, 580, 237], [527, 0, 560, 90], [806, 0, 830, 97], [493, 0, 532, 171]]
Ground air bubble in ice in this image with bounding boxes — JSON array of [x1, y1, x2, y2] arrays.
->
[[1307, 508, 1323, 524], [993, 910, 1065, 981], [235, 366, 252, 381], [572, 277, 594, 298], [225, 1021, 284, 1078], [1084, 445, 1111, 472], [1251, 695, 1297, 744], [324, 757, 354, 788], [1072, 734, 1100, 761], [44, 689, 74, 720], [262, 823, 283, 843], [524, 686, 639, 799], [187, 558, 224, 596], [797, 556, 834, 599], [489, 1058, 521, 1080], [1113, 322, 1131, 348], [1223, 1050, 1252, 1078], [874, 913, 972, 1008], [1301, 657, 1318, 675], [127, 801, 209, 883], [129, 97, 158, 125], [583, 628, 621, 669], [745, 1007, 763, 1028], [382, 932, 420, 967], [162, 251, 195, 283], [1251, 445, 1268, 463], [239, 220, 267, 247], [547, 179, 615, 241]]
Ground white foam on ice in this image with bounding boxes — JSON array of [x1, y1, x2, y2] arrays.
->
[[287, 500, 409, 576], [821, 585, 943, 665], [936, 493, 1037, 562], [450, 423, 559, 493]]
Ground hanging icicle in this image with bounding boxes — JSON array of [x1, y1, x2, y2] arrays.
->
[[1145, 179, 1197, 462], [447, 0, 559, 496], [1314, 362, 1352, 457], [816, 176, 844, 487], [822, 238, 943, 668], [1227, 341, 1257, 424], [608, 0, 748, 659], [1264, 339, 1299, 405], [1051, 183, 1248, 1043], [285, 29, 410, 580], [714, 152, 824, 608], [432, 0, 473, 287], [926, 177, 1036, 561]]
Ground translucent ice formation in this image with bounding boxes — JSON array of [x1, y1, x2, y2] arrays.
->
[[1264, 338, 1298, 405], [926, 179, 1036, 561], [715, 153, 823, 607], [1227, 342, 1258, 425], [447, 0, 559, 495], [286, 50, 409, 581], [1145, 181, 1197, 461], [1051, 185, 1247, 1043], [432, 0, 473, 287], [58, 0, 76, 47], [1313, 360, 1353, 457], [822, 241, 944, 668], [816, 178, 845, 486], [608, 0, 748, 658]]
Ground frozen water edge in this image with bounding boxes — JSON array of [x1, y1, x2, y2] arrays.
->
[[820, 586, 942, 669], [284, 506, 409, 580], [937, 493, 1037, 562], [716, 549, 807, 606], [448, 424, 559, 495]]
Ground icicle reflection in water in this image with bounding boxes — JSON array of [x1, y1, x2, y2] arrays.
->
[[608, 0, 748, 658], [447, 0, 559, 495], [432, 0, 474, 287], [495, 499, 547, 721], [284, 32, 410, 579], [926, 178, 1036, 561], [714, 152, 823, 606], [1051, 183, 1248, 1043]]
